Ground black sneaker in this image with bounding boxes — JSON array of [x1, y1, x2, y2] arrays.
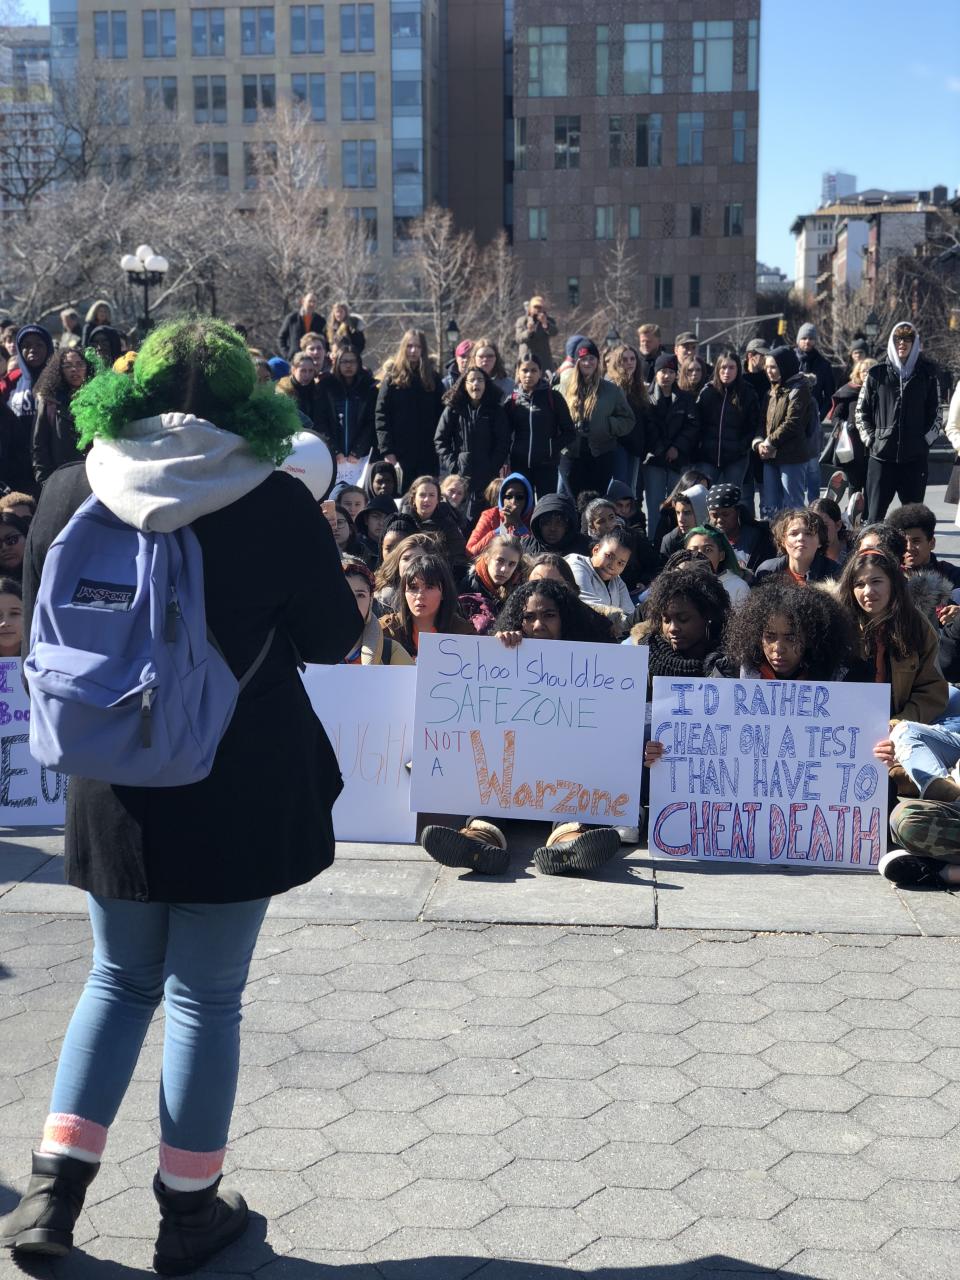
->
[[877, 849, 945, 889]]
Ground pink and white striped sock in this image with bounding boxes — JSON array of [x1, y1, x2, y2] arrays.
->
[[40, 1113, 108, 1164], [158, 1141, 226, 1192]]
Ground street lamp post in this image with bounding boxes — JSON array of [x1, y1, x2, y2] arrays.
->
[[120, 243, 169, 340], [864, 310, 880, 352], [445, 317, 460, 362], [605, 326, 621, 351]]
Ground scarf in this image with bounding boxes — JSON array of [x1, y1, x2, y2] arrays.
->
[[474, 557, 499, 598], [646, 631, 709, 678]]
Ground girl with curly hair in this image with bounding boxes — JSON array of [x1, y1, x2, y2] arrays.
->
[[716, 578, 853, 681], [4, 317, 362, 1273], [418, 577, 622, 879], [755, 508, 841, 584], [32, 347, 97, 486]]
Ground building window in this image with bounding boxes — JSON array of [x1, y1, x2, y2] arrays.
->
[[94, 11, 126, 59], [348, 206, 378, 250], [243, 140, 276, 190], [242, 74, 275, 123], [723, 203, 744, 236], [292, 72, 325, 121], [341, 4, 374, 53], [341, 71, 375, 119], [142, 9, 175, 58], [623, 22, 662, 94], [392, 72, 420, 114], [241, 7, 274, 55], [514, 117, 526, 171], [528, 207, 548, 241], [628, 206, 641, 238], [608, 115, 625, 168], [342, 139, 376, 188], [692, 20, 733, 93], [747, 19, 759, 91], [596, 24, 608, 95], [195, 140, 229, 190], [732, 109, 746, 163], [636, 114, 662, 167], [653, 275, 673, 309], [144, 76, 176, 114], [391, 10, 420, 44], [191, 9, 225, 57], [145, 142, 179, 188], [689, 275, 701, 307], [677, 113, 704, 165], [690, 204, 702, 236], [291, 5, 324, 53], [528, 25, 566, 98], [595, 205, 615, 240], [567, 277, 579, 307], [193, 75, 225, 123], [554, 115, 580, 170]]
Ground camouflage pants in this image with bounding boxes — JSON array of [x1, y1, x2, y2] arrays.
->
[[890, 799, 960, 863]]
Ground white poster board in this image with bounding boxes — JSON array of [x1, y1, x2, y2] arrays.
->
[[336, 450, 372, 489], [647, 675, 890, 870], [0, 659, 67, 826], [301, 664, 417, 843], [411, 634, 648, 823]]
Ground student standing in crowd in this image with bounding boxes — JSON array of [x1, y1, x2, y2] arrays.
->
[[643, 356, 698, 527], [515, 296, 558, 371], [32, 349, 96, 486], [503, 353, 575, 498], [694, 349, 760, 490], [558, 340, 634, 499], [375, 330, 443, 487], [278, 290, 322, 360], [434, 367, 509, 517], [755, 347, 814, 518]]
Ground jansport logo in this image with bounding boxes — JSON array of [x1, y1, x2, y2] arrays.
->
[[71, 579, 135, 610]]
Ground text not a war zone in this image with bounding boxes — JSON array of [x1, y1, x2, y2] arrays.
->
[[648, 676, 889, 869]]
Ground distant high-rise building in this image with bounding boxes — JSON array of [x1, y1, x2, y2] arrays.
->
[[509, 5, 760, 338], [0, 24, 54, 216], [821, 170, 856, 207]]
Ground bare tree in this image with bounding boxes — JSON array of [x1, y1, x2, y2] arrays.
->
[[593, 224, 641, 340], [476, 230, 524, 357], [405, 205, 478, 360]]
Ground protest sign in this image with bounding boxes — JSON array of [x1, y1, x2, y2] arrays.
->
[[411, 634, 648, 823], [336, 451, 371, 488], [0, 659, 67, 826], [301, 664, 417, 842], [647, 675, 890, 870]]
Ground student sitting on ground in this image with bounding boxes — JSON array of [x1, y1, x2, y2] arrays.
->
[[458, 534, 527, 634], [566, 527, 637, 637], [520, 493, 591, 559], [683, 524, 752, 605], [808, 497, 852, 567], [526, 552, 580, 593], [710, 578, 853, 681], [379, 552, 475, 659], [754, 508, 841, 585], [400, 474, 469, 565], [705, 482, 775, 573], [373, 532, 441, 612], [466, 473, 535, 556], [341, 560, 413, 665], [887, 502, 960, 596]]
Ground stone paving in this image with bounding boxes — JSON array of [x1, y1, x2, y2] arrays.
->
[[0, 485, 959, 1277]]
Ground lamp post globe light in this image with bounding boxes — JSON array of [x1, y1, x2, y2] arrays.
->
[[120, 244, 169, 339], [445, 317, 460, 360]]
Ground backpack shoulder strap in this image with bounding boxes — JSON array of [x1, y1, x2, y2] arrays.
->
[[207, 626, 277, 693], [381, 634, 393, 664]]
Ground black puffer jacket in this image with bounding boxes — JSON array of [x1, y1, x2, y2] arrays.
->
[[375, 375, 443, 482], [796, 347, 836, 417], [503, 381, 576, 471], [434, 390, 510, 495], [855, 328, 940, 464], [645, 385, 698, 468], [695, 380, 760, 469]]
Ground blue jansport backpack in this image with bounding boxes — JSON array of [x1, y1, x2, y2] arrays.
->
[[25, 494, 274, 787]]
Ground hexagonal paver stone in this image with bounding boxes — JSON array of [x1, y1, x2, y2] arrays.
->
[[311, 991, 397, 1023], [517, 1043, 615, 1082], [604, 976, 694, 1005], [861, 1134, 960, 1180], [754, 1011, 849, 1043], [595, 1063, 696, 1103], [401, 1132, 513, 1181], [509, 1079, 609, 1119], [498, 1117, 608, 1161], [772, 1151, 889, 1200], [761, 1041, 858, 1078], [84, 1186, 157, 1239], [444, 1026, 540, 1059], [600, 1031, 695, 1067], [302, 1151, 415, 1200], [594, 1100, 697, 1145], [674, 1168, 795, 1220], [757, 982, 844, 1013], [340, 1071, 442, 1113], [680, 1021, 777, 1056], [607, 1003, 697, 1035], [475, 1205, 598, 1262], [273, 1050, 368, 1091], [845, 1059, 945, 1098], [222, 1169, 314, 1219], [535, 986, 622, 1017], [763, 1074, 866, 1114], [832, 998, 924, 1030], [281, 1197, 399, 1251], [418, 1095, 521, 1136], [914, 1016, 960, 1048], [526, 1014, 616, 1045], [540, 960, 626, 989], [773, 1197, 897, 1251], [248, 1088, 351, 1129], [390, 980, 476, 1011], [429, 1059, 528, 1096], [321, 1111, 430, 1154], [583, 1140, 695, 1190], [839, 1027, 931, 1063], [374, 1008, 467, 1041], [359, 1037, 454, 1075], [678, 1086, 785, 1129], [765, 1112, 875, 1156], [384, 1177, 502, 1230], [363, 1226, 491, 1277], [461, 997, 546, 1028], [830, 971, 913, 1000], [228, 1127, 335, 1171], [465, 970, 551, 999], [678, 1052, 777, 1089], [677, 1126, 787, 1172], [851, 1093, 959, 1138], [881, 1228, 960, 1280], [672, 1216, 799, 1271], [577, 1185, 697, 1240], [488, 1158, 604, 1209], [869, 1177, 960, 1230]]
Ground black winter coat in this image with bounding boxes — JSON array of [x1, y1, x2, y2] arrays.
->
[[695, 381, 760, 469], [375, 375, 443, 484], [278, 308, 324, 360], [32, 396, 83, 485], [276, 375, 337, 445], [856, 355, 940, 464], [645, 386, 698, 468], [796, 347, 836, 417], [434, 393, 510, 495], [21, 462, 362, 903], [325, 374, 377, 458], [503, 382, 576, 471]]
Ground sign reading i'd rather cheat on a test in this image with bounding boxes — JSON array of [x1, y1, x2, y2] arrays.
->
[[411, 634, 648, 824], [647, 675, 890, 869]]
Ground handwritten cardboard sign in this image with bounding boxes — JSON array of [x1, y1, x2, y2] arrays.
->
[[301, 664, 418, 842], [0, 659, 67, 826], [647, 675, 890, 870], [411, 634, 648, 823]]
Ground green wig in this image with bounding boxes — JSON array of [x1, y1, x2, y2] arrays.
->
[[684, 524, 747, 580], [71, 316, 298, 466]]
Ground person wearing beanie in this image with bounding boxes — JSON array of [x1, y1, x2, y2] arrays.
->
[[642, 352, 698, 528], [557, 340, 635, 498], [705, 481, 775, 572], [753, 345, 814, 518], [855, 319, 940, 522], [266, 356, 290, 382], [442, 338, 474, 390], [515, 295, 558, 372], [794, 321, 836, 503], [4, 316, 361, 1272]]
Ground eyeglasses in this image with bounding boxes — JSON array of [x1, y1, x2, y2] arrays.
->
[[0, 533, 23, 549]]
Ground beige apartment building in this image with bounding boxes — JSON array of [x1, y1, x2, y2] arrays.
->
[[67, 0, 440, 258]]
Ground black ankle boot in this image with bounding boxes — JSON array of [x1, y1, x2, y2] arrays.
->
[[152, 1172, 248, 1276], [0, 1150, 100, 1256]]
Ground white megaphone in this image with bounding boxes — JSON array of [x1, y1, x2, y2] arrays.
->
[[279, 430, 334, 501]]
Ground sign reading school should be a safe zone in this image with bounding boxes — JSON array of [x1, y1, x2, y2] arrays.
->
[[647, 676, 891, 870], [411, 634, 649, 823]]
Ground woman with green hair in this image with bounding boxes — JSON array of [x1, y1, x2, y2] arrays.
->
[[684, 522, 751, 604], [3, 317, 362, 1273]]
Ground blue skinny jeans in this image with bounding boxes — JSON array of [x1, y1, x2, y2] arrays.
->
[[49, 895, 269, 1154]]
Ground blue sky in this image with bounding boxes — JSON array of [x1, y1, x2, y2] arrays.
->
[[15, 0, 960, 281]]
